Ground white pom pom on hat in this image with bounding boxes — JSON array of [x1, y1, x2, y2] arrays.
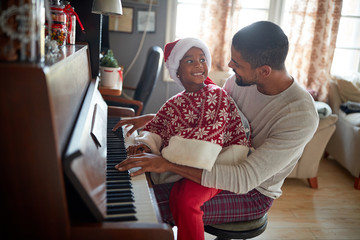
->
[[164, 38, 212, 86]]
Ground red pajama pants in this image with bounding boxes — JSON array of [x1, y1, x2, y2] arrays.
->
[[155, 179, 274, 240], [170, 179, 222, 240]]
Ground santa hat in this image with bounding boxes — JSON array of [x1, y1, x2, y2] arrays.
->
[[164, 38, 212, 86]]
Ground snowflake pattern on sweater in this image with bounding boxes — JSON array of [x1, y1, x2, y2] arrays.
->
[[143, 84, 251, 151]]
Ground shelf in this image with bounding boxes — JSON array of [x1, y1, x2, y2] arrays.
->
[[98, 78, 123, 96]]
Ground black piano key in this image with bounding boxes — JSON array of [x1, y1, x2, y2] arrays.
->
[[108, 168, 126, 173], [106, 167, 125, 172], [106, 182, 132, 189], [107, 159, 124, 164], [107, 190, 133, 197], [106, 174, 130, 179], [107, 203, 135, 209], [107, 171, 130, 178], [107, 153, 126, 157], [107, 162, 124, 167], [107, 206, 136, 215], [106, 175, 131, 181], [107, 158, 125, 162], [107, 171, 129, 176], [105, 215, 137, 222], [107, 195, 133, 202], [105, 117, 137, 222], [106, 179, 131, 184], [107, 196, 135, 203], [107, 154, 126, 158]]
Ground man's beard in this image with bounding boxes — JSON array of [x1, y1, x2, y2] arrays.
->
[[234, 73, 252, 87]]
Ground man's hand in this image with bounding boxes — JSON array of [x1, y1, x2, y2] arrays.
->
[[115, 153, 203, 184], [112, 114, 155, 136], [115, 153, 171, 177]]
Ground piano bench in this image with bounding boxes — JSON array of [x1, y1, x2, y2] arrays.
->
[[204, 213, 267, 240]]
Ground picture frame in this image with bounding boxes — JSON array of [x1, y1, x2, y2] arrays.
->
[[109, 7, 134, 33], [137, 10, 156, 32]]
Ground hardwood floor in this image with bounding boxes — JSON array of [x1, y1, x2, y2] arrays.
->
[[177, 157, 360, 240], [249, 157, 360, 240]]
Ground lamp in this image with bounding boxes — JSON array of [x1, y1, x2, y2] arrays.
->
[[91, 0, 122, 72], [92, 0, 123, 15]]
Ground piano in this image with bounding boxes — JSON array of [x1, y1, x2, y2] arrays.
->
[[0, 44, 173, 240]]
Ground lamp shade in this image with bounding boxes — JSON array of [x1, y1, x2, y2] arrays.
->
[[92, 0, 123, 15]]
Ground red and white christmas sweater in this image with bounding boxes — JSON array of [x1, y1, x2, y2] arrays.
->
[[135, 84, 252, 184]]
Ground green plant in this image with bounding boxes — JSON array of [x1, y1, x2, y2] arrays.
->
[[100, 49, 119, 68]]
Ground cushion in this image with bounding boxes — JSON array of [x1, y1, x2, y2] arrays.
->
[[340, 101, 360, 114], [317, 114, 338, 131], [333, 73, 360, 103], [339, 111, 360, 127], [207, 214, 267, 231], [315, 101, 332, 118]]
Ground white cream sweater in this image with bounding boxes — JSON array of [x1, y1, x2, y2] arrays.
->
[[201, 75, 319, 199]]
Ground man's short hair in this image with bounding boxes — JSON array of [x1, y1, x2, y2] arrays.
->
[[232, 21, 289, 70]]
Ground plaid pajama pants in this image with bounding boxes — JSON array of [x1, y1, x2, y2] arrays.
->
[[154, 180, 274, 226]]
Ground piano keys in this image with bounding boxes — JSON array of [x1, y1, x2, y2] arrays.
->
[[106, 117, 158, 223]]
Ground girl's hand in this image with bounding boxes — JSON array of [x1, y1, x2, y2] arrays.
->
[[112, 114, 156, 136], [127, 143, 151, 155]]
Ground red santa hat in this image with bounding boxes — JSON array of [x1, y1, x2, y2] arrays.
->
[[164, 38, 212, 86]]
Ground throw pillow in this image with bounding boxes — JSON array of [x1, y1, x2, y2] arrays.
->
[[334, 73, 360, 103], [315, 101, 332, 118]]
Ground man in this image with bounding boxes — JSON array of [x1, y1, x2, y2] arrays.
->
[[114, 21, 319, 240]]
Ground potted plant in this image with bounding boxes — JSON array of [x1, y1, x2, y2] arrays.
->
[[99, 49, 123, 88]]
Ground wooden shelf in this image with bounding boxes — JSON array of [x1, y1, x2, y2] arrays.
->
[[98, 78, 123, 96]]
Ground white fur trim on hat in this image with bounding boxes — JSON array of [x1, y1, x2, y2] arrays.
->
[[165, 38, 212, 86]]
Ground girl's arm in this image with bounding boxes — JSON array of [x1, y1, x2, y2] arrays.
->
[[112, 114, 156, 136]]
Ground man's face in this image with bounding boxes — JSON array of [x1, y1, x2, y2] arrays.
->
[[228, 46, 258, 87]]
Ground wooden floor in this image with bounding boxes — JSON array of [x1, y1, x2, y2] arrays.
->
[[248, 157, 360, 240], [176, 157, 360, 240]]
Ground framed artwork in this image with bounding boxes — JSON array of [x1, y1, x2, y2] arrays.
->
[[137, 10, 156, 32], [109, 7, 134, 33]]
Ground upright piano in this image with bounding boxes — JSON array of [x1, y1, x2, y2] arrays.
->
[[0, 44, 173, 240]]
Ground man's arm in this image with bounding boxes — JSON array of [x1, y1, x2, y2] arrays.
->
[[202, 108, 319, 195]]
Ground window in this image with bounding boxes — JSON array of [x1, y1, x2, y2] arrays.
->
[[164, 0, 282, 82], [331, 0, 360, 75], [175, 0, 203, 39], [233, 0, 270, 28], [173, 0, 280, 40], [167, 0, 359, 78]]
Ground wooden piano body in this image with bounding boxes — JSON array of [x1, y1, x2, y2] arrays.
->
[[0, 45, 173, 240]]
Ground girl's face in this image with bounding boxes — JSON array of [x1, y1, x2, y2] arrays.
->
[[177, 47, 208, 92]]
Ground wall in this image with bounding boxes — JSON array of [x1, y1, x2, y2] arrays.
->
[[109, 0, 183, 114]]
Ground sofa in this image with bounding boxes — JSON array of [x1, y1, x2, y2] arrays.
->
[[325, 73, 360, 190]]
